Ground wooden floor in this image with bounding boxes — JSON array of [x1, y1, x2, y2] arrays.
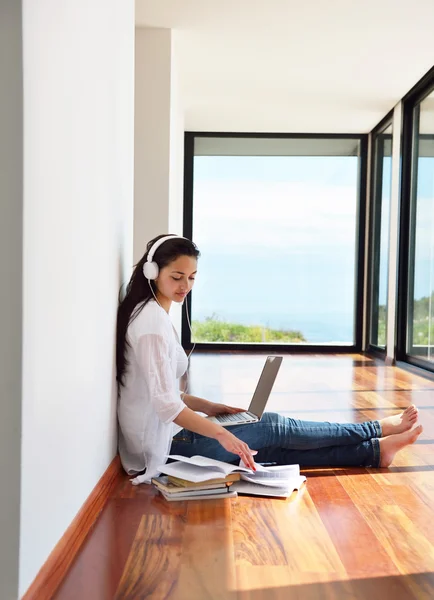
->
[[53, 353, 434, 599]]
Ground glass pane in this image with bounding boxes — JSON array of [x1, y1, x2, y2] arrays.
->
[[191, 137, 361, 345], [408, 91, 434, 362], [370, 124, 392, 349]]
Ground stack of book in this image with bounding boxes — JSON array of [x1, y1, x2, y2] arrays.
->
[[151, 473, 239, 501], [152, 455, 306, 501], [152, 455, 249, 501]]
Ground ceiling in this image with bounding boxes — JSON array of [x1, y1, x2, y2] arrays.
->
[[135, 0, 434, 133]]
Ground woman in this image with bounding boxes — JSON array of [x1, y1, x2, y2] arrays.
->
[[116, 234, 422, 484]]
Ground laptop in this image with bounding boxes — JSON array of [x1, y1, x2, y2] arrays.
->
[[206, 356, 283, 427]]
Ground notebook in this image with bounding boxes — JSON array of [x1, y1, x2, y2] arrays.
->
[[151, 475, 232, 493], [161, 490, 238, 502], [206, 356, 283, 426]]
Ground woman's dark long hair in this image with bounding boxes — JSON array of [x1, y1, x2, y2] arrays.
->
[[116, 234, 200, 387]]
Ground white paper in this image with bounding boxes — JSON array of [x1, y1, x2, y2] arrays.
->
[[240, 474, 298, 487], [167, 454, 252, 475], [238, 461, 301, 486], [254, 463, 300, 476]]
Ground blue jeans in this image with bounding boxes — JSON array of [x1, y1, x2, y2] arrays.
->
[[170, 412, 382, 468]]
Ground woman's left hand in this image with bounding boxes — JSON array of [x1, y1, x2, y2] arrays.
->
[[203, 402, 246, 417]]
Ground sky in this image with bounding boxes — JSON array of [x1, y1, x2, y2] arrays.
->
[[190, 152, 434, 343]]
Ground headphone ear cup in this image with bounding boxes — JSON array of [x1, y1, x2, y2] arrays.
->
[[143, 261, 159, 280]]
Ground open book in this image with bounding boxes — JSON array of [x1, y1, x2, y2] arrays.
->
[[233, 461, 306, 498], [157, 455, 306, 498], [157, 454, 253, 483]]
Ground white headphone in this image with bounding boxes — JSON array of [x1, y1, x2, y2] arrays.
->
[[142, 234, 187, 280]]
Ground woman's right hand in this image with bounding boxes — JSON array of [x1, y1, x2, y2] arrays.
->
[[216, 429, 257, 471]]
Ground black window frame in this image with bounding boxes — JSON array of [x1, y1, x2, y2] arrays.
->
[[367, 110, 394, 356], [397, 65, 434, 372], [182, 132, 368, 353]]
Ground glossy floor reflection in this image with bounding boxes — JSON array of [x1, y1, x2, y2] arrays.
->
[[54, 354, 434, 600]]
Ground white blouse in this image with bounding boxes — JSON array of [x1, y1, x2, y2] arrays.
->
[[118, 299, 188, 484]]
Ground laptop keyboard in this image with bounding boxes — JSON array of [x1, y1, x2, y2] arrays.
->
[[216, 412, 251, 423]]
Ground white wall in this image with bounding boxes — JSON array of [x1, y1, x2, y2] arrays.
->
[[134, 27, 185, 333], [168, 31, 185, 236], [134, 28, 185, 260], [0, 2, 23, 599], [134, 28, 172, 263], [19, 1, 135, 596]]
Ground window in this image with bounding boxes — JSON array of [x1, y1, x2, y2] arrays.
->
[[369, 122, 392, 350], [407, 90, 434, 363], [185, 135, 367, 349]]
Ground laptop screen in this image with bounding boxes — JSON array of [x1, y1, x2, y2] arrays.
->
[[248, 356, 283, 418]]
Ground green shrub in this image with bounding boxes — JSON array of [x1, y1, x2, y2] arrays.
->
[[192, 315, 306, 343]]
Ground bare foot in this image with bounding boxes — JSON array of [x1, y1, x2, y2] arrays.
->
[[379, 405, 418, 437], [379, 424, 423, 467]]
